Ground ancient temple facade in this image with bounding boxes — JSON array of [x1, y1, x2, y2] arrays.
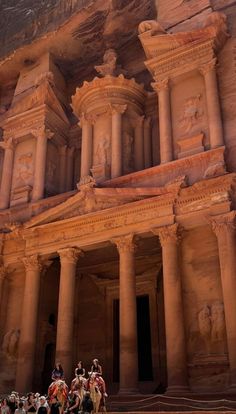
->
[[0, 0, 236, 396]]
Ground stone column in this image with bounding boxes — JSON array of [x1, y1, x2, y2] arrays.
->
[[59, 145, 67, 193], [200, 59, 224, 148], [134, 116, 144, 171], [0, 138, 16, 210], [66, 147, 75, 191], [112, 234, 138, 393], [111, 105, 126, 179], [79, 114, 93, 178], [32, 129, 53, 202], [15, 255, 43, 393], [56, 247, 83, 380], [153, 79, 173, 164], [144, 117, 152, 168], [211, 212, 236, 388], [153, 224, 188, 393]]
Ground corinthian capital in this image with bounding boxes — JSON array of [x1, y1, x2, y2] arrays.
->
[[211, 211, 236, 238], [58, 247, 84, 264], [109, 104, 127, 115], [0, 137, 17, 151], [153, 223, 182, 247], [112, 234, 137, 253], [22, 255, 43, 272], [199, 58, 217, 76], [152, 78, 169, 93]]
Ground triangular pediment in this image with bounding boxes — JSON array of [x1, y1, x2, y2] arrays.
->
[[24, 183, 175, 229]]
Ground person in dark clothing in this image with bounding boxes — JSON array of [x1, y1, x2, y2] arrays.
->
[[81, 392, 93, 414], [67, 392, 79, 414], [49, 397, 61, 414], [51, 363, 64, 381], [37, 397, 48, 414]]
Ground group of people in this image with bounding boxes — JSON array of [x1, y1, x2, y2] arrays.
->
[[51, 359, 107, 398], [0, 359, 107, 414]]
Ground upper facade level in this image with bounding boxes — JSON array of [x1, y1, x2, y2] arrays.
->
[[0, 2, 234, 228]]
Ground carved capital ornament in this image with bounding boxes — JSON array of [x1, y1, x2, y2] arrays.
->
[[153, 223, 182, 246], [22, 255, 43, 272], [211, 211, 236, 238], [58, 247, 84, 264], [112, 234, 137, 254]]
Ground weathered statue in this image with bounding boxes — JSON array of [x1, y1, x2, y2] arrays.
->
[[211, 301, 225, 342], [198, 304, 211, 353]]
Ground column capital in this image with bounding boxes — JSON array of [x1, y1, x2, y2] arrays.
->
[[153, 223, 182, 247], [0, 265, 8, 280], [79, 112, 96, 128], [0, 137, 17, 151], [109, 104, 127, 115], [210, 211, 236, 238], [199, 58, 217, 76], [58, 247, 84, 264], [152, 78, 169, 93], [112, 234, 137, 253], [31, 127, 54, 140], [22, 254, 43, 272]]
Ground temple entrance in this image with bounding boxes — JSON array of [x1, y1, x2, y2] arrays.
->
[[112, 295, 153, 383]]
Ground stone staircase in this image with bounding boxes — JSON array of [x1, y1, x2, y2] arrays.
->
[[106, 393, 236, 412]]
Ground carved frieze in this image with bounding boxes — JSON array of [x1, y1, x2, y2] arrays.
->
[[198, 301, 226, 353]]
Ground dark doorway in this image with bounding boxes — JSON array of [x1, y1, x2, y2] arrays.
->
[[137, 295, 153, 381], [112, 295, 153, 382], [41, 343, 55, 393]]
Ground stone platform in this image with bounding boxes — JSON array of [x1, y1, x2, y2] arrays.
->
[[106, 394, 236, 412]]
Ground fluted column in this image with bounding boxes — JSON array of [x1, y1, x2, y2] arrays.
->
[[15, 255, 43, 393], [0, 138, 16, 210], [211, 212, 236, 387], [56, 247, 83, 380], [59, 145, 67, 193], [112, 234, 138, 393], [111, 104, 126, 179], [144, 117, 152, 168], [153, 79, 173, 164], [66, 147, 75, 191], [79, 114, 93, 178], [200, 59, 224, 148], [32, 128, 53, 202], [153, 224, 188, 393], [134, 116, 144, 171]]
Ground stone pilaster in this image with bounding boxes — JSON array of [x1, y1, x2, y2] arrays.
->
[[15, 255, 44, 393], [153, 224, 188, 393], [111, 104, 127, 179], [211, 212, 236, 388], [144, 117, 152, 168], [59, 145, 67, 193], [0, 138, 17, 210], [79, 114, 93, 178], [56, 247, 84, 380], [66, 147, 75, 191], [31, 128, 53, 202], [199, 59, 224, 149], [112, 234, 138, 393], [153, 79, 173, 164], [134, 116, 144, 172]]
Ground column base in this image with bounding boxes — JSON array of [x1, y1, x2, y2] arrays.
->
[[165, 385, 190, 395], [118, 387, 139, 395]]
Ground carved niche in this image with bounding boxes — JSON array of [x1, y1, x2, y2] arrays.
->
[[198, 301, 226, 355], [1, 329, 20, 359]]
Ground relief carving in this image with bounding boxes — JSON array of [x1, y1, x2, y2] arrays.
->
[[179, 94, 204, 134], [123, 132, 134, 173], [95, 49, 126, 77], [95, 136, 110, 166], [198, 302, 226, 354], [14, 152, 33, 186], [1, 329, 20, 359], [46, 160, 56, 181]]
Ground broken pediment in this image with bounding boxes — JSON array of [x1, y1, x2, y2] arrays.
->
[[24, 178, 179, 229]]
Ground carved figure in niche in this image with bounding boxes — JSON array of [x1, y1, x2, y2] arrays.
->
[[179, 94, 204, 133], [198, 304, 211, 354], [123, 132, 134, 173], [211, 301, 225, 342], [1, 329, 20, 358], [15, 152, 33, 185], [95, 137, 110, 166], [46, 160, 56, 181]]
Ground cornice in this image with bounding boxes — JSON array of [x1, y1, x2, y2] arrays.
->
[[71, 74, 147, 118]]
